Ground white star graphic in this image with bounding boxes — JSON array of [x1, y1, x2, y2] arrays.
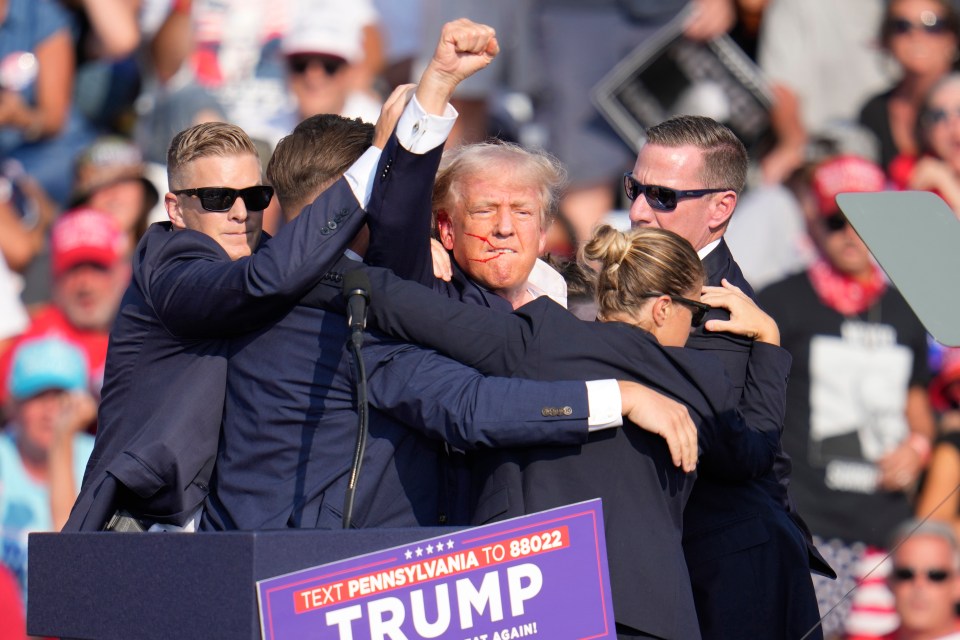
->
[[415, 546, 423, 557], [446, 540, 455, 550], [426, 543, 434, 554], [404, 549, 412, 560]]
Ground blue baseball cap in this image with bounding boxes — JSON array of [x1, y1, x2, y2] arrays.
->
[[8, 336, 89, 401]]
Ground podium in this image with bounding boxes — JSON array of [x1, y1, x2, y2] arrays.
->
[[28, 528, 459, 640]]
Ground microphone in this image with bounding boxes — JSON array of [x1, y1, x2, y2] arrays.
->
[[343, 270, 370, 349]]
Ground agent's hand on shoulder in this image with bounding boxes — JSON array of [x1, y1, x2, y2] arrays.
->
[[701, 279, 780, 346]]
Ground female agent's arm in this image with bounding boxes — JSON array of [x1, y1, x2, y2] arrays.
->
[[701, 279, 780, 345], [360, 265, 699, 470]]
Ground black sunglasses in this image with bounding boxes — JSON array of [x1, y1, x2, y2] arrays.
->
[[287, 54, 348, 76], [623, 173, 728, 212], [891, 566, 953, 583], [172, 186, 274, 212], [822, 213, 849, 233], [641, 292, 712, 327], [889, 16, 949, 36]]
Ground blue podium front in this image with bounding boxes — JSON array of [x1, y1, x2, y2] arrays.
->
[[28, 528, 458, 640]]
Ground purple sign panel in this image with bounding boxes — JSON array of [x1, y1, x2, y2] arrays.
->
[[258, 499, 614, 640]]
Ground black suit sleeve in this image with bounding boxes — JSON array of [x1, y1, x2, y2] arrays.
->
[[689, 240, 758, 393], [146, 179, 364, 338], [359, 264, 534, 374], [363, 131, 444, 285], [361, 335, 591, 449], [695, 342, 790, 479]]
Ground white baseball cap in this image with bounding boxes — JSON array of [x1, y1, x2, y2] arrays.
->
[[281, 10, 363, 63]]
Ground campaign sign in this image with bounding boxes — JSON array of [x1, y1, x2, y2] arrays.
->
[[257, 500, 614, 640]]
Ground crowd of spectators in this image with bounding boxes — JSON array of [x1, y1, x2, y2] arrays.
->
[[4, 0, 960, 638]]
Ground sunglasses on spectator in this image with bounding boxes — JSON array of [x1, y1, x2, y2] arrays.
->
[[822, 213, 849, 233], [891, 566, 953, 583], [889, 15, 950, 36], [172, 186, 274, 212], [623, 173, 729, 212], [640, 292, 712, 326], [287, 54, 349, 76], [925, 106, 960, 126]]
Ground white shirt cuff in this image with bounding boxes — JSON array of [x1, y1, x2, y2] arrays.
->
[[345, 145, 382, 208], [586, 379, 623, 431], [396, 94, 457, 154]]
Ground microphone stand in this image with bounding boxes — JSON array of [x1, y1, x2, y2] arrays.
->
[[342, 273, 370, 529], [341, 333, 368, 529]]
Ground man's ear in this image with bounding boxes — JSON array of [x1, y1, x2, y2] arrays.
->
[[537, 219, 549, 255], [708, 190, 738, 233], [437, 210, 455, 251], [165, 192, 186, 229]]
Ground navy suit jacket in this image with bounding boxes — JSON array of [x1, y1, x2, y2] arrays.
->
[[350, 266, 790, 639], [683, 240, 830, 562], [681, 239, 832, 639], [201, 129, 594, 531], [63, 179, 365, 531], [685, 239, 756, 392], [202, 259, 593, 530]]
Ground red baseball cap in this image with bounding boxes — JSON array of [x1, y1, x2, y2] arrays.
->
[[50, 207, 125, 277], [810, 155, 887, 216]]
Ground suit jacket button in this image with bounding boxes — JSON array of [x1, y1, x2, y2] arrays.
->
[[541, 408, 551, 417], [328, 220, 337, 230], [562, 406, 573, 416]]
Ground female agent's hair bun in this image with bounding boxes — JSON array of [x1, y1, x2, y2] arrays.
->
[[583, 224, 629, 276]]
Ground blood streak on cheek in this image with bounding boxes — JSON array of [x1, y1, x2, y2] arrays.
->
[[465, 233, 492, 246], [465, 233, 502, 263]]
